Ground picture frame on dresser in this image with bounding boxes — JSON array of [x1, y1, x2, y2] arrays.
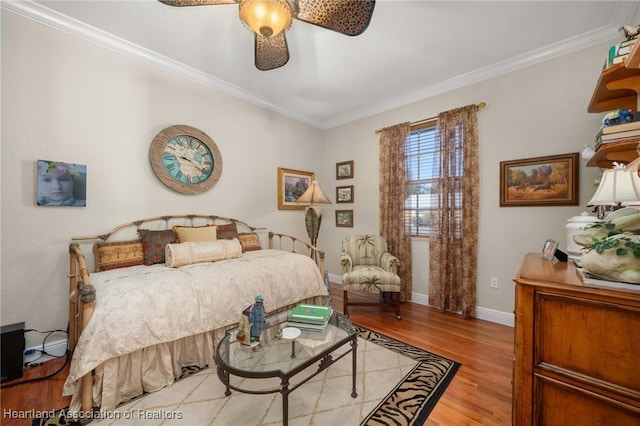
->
[[541, 239, 559, 261]]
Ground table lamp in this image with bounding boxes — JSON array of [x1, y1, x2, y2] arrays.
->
[[588, 162, 640, 218]]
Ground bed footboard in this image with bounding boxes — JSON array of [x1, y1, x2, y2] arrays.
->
[[268, 231, 325, 276]]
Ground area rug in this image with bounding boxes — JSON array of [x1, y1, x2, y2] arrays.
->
[[33, 326, 460, 426]]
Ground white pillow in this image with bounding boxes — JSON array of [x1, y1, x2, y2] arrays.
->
[[165, 239, 242, 268]]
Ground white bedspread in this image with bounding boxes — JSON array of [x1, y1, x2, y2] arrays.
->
[[63, 249, 327, 396]]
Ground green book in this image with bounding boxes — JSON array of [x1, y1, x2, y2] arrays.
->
[[287, 304, 333, 325]]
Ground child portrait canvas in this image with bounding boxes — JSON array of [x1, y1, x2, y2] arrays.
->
[[37, 160, 87, 207]]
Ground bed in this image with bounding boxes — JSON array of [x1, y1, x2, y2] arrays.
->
[[64, 214, 329, 416]]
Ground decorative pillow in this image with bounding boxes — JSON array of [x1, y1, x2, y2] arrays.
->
[[235, 232, 262, 252], [165, 239, 242, 268], [93, 240, 145, 272], [138, 229, 177, 265], [217, 223, 238, 240], [172, 224, 218, 243]]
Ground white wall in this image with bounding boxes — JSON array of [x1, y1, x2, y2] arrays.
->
[[1, 11, 324, 348], [0, 8, 622, 347], [321, 42, 608, 322]]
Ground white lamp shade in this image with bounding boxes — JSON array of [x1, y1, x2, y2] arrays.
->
[[588, 165, 640, 206], [296, 181, 332, 205]]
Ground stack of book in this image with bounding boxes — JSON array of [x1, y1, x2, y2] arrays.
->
[[605, 37, 637, 69], [286, 304, 333, 332], [595, 120, 640, 150]]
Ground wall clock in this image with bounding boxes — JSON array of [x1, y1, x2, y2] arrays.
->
[[149, 124, 222, 194]]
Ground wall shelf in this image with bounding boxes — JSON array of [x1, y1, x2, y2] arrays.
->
[[587, 42, 640, 168]]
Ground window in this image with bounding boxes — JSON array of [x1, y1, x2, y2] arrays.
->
[[404, 121, 464, 237]]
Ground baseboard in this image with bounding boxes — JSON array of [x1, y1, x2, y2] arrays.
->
[[330, 274, 514, 327], [24, 338, 68, 366]]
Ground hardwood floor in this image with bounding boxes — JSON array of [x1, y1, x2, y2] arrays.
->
[[0, 284, 514, 425]]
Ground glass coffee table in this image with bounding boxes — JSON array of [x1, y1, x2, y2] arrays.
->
[[215, 310, 358, 426]]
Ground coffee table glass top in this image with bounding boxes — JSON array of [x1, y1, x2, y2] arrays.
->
[[217, 310, 354, 375]]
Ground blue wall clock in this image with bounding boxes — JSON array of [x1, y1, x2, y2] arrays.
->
[[149, 124, 223, 194]]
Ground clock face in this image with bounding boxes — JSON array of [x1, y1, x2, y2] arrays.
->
[[150, 125, 222, 194], [162, 135, 214, 185]]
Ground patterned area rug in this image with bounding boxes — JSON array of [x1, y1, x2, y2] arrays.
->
[[33, 326, 460, 426]]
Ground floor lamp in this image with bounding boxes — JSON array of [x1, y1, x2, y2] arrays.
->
[[296, 181, 332, 252]]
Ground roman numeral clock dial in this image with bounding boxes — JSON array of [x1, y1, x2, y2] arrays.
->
[[149, 125, 222, 194]]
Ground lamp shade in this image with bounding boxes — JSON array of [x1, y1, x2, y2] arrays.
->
[[296, 181, 332, 205], [239, 0, 292, 38], [588, 163, 640, 206]]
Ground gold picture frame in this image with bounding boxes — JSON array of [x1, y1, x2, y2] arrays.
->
[[499, 153, 579, 207], [277, 167, 315, 210]]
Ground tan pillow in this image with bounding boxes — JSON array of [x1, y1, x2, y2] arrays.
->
[[94, 240, 145, 272], [235, 232, 262, 252], [172, 224, 218, 243], [165, 239, 242, 268]]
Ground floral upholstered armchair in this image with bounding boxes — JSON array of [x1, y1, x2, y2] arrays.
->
[[340, 234, 401, 319]]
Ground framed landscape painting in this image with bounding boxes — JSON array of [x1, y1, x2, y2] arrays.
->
[[277, 167, 315, 210], [336, 185, 354, 203], [499, 153, 579, 207], [336, 210, 354, 227], [336, 160, 354, 179]]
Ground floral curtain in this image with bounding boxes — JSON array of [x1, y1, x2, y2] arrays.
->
[[428, 105, 479, 318], [379, 123, 412, 301]]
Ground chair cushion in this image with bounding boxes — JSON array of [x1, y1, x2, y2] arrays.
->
[[343, 265, 401, 292]]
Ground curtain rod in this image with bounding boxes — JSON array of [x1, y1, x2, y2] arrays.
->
[[374, 102, 486, 134]]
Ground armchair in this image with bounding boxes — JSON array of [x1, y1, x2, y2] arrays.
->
[[340, 234, 401, 319]]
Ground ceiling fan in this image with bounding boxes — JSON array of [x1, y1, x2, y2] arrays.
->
[[158, 0, 376, 71]]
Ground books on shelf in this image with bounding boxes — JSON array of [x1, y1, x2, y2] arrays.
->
[[605, 38, 637, 69], [602, 120, 640, 135], [594, 132, 640, 150]]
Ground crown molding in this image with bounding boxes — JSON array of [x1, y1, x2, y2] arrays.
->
[[2, 0, 325, 129], [4, 0, 637, 130], [325, 24, 623, 129]]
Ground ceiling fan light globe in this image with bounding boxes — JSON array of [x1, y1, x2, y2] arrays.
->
[[239, 0, 292, 38]]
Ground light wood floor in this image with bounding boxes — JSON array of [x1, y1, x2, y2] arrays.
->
[[0, 284, 514, 425]]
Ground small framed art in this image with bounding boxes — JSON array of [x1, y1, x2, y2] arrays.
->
[[336, 210, 354, 227], [36, 160, 87, 207], [541, 239, 559, 261], [336, 185, 354, 203], [277, 167, 314, 210], [336, 160, 354, 179]]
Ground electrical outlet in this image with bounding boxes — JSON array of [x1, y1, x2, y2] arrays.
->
[[490, 276, 499, 288]]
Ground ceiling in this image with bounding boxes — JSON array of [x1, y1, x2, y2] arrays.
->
[[7, 1, 639, 128]]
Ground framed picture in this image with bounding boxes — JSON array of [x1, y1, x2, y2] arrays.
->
[[277, 167, 315, 210], [335, 210, 354, 227], [36, 159, 87, 207], [541, 239, 559, 261], [336, 185, 354, 203], [336, 160, 354, 179], [499, 153, 579, 207]]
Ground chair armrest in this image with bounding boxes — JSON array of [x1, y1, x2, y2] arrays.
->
[[381, 252, 400, 274], [340, 252, 353, 273]]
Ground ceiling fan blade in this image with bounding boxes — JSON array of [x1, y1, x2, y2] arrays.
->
[[158, 0, 235, 7], [295, 0, 375, 36], [255, 33, 289, 71]]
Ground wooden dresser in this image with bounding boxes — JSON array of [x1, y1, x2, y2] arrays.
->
[[513, 253, 640, 425]]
